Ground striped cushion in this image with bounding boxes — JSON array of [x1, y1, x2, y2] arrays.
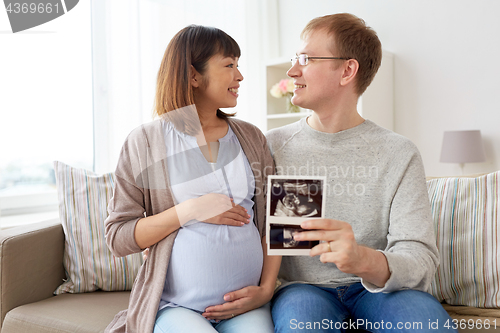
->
[[53, 161, 143, 294], [427, 171, 500, 307]]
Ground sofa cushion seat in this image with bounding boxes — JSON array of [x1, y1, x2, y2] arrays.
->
[[1, 291, 129, 333], [444, 303, 500, 320]]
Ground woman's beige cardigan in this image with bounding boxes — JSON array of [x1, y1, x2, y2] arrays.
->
[[104, 118, 274, 333]]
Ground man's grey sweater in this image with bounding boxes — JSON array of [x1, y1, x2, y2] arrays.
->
[[266, 118, 438, 293]]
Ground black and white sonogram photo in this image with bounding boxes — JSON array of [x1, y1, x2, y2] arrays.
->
[[269, 224, 320, 250], [269, 178, 323, 218], [266, 176, 325, 255]]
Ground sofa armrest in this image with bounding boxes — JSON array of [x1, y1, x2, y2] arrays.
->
[[0, 219, 65, 328]]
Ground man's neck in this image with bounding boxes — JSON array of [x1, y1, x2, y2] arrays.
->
[[307, 107, 365, 133]]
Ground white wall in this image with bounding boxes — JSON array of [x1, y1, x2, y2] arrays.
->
[[276, 0, 500, 176]]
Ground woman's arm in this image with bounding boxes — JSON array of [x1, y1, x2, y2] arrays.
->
[[106, 123, 249, 256], [202, 237, 282, 320], [136, 194, 251, 250], [134, 200, 192, 250]]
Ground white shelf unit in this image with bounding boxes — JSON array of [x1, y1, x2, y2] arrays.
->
[[267, 112, 310, 119], [265, 58, 310, 131], [265, 52, 394, 131]]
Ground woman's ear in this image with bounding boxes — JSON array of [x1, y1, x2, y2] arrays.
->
[[340, 59, 359, 87], [191, 65, 202, 88]]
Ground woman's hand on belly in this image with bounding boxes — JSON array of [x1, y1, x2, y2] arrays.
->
[[191, 193, 250, 226], [201, 284, 274, 321]]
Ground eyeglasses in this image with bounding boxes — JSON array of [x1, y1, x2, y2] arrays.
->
[[291, 54, 349, 66]]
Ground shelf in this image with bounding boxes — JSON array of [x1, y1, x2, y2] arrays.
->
[[266, 60, 295, 130], [267, 112, 311, 119], [266, 57, 291, 69]]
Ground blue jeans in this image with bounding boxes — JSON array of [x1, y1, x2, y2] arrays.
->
[[271, 283, 458, 333], [153, 303, 274, 333]]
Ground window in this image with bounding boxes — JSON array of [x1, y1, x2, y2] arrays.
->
[[0, 2, 93, 222], [1, 0, 269, 227]]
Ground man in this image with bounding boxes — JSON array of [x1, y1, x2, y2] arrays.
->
[[267, 13, 457, 332]]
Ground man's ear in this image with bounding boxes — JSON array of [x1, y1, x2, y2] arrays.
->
[[191, 65, 202, 88], [340, 59, 359, 87]]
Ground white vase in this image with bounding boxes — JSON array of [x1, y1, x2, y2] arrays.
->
[[285, 95, 300, 113]]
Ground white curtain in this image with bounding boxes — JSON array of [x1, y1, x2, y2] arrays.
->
[[91, 0, 278, 174]]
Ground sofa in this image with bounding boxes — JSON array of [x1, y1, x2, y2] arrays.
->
[[0, 218, 130, 333], [1, 173, 500, 333]]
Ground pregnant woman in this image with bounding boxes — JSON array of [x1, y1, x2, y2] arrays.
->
[[104, 25, 280, 333]]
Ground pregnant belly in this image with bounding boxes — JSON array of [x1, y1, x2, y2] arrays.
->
[[162, 222, 263, 312]]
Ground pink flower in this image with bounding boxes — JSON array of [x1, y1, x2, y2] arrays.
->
[[278, 79, 289, 94], [270, 79, 294, 98]]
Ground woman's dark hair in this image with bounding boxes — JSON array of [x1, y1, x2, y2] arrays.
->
[[154, 25, 241, 133]]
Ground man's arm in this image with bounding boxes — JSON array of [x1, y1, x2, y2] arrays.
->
[[294, 219, 391, 288], [295, 148, 438, 292]]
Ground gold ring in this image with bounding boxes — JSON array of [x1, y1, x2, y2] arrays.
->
[[326, 242, 331, 252]]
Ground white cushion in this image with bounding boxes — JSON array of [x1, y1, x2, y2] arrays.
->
[[427, 171, 500, 307], [53, 161, 143, 294]]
